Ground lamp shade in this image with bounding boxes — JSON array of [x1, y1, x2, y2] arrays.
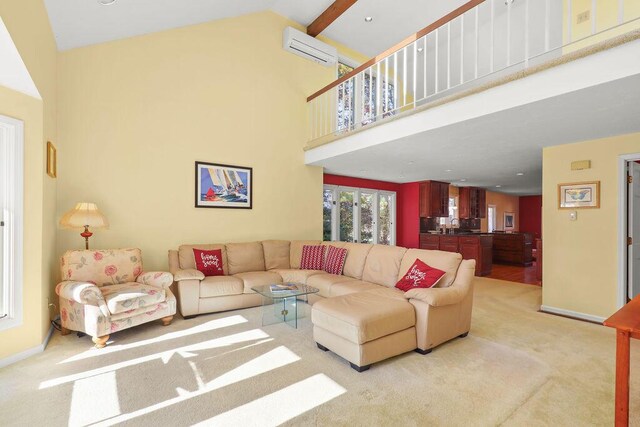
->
[[60, 202, 109, 230]]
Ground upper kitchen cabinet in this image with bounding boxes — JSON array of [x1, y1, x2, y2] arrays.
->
[[419, 180, 450, 218], [459, 187, 487, 219]]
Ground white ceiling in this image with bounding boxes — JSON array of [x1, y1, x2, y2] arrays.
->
[[0, 17, 40, 99], [43, 0, 463, 54]]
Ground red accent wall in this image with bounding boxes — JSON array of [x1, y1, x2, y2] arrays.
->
[[323, 174, 412, 246], [398, 182, 420, 248], [519, 195, 542, 238]]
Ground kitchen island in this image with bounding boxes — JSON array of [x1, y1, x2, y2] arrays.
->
[[419, 233, 493, 276]]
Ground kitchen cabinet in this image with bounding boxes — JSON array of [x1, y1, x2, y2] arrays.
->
[[459, 187, 487, 219], [418, 233, 493, 276], [419, 181, 450, 218], [492, 233, 533, 266]]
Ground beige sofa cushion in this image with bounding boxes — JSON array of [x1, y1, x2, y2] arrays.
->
[[262, 240, 291, 270], [330, 280, 380, 297], [233, 271, 282, 294], [341, 242, 374, 279], [179, 244, 227, 272], [290, 240, 321, 269], [312, 290, 416, 344], [200, 276, 244, 298], [270, 269, 323, 284], [226, 242, 265, 275], [398, 249, 462, 288], [362, 245, 408, 287], [306, 273, 354, 298]]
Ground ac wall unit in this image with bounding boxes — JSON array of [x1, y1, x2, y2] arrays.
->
[[283, 27, 337, 66]]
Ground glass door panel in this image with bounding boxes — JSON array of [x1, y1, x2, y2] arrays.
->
[[339, 190, 355, 242], [323, 188, 334, 241], [360, 192, 375, 244], [379, 194, 392, 245]]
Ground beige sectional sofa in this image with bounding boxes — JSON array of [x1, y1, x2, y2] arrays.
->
[[169, 240, 475, 371]]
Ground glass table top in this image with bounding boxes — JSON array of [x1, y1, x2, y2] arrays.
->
[[251, 283, 319, 299]]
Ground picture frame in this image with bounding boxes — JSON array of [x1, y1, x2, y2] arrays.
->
[[195, 161, 252, 209], [504, 212, 515, 231], [558, 181, 600, 209], [46, 141, 57, 178]]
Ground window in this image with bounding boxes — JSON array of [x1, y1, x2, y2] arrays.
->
[[323, 185, 396, 245], [439, 197, 458, 226], [488, 205, 497, 233], [336, 60, 396, 132], [0, 114, 24, 331]]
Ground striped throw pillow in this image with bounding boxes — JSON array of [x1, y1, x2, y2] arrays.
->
[[324, 245, 348, 275], [300, 245, 326, 270]]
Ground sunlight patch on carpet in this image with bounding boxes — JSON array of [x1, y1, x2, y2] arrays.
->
[[69, 371, 120, 427], [60, 315, 249, 364], [40, 329, 269, 389], [192, 374, 346, 427], [91, 346, 303, 426]]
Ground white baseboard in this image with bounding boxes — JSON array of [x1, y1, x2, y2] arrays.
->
[[0, 320, 56, 369], [540, 305, 606, 324]]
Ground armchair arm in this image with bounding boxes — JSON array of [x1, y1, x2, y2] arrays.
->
[[136, 271, 174, 288], [172, 269, 205, 281], [55, 281, 110, 317]]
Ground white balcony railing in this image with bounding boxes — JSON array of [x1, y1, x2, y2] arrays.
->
[[307, 0, 640, 144]]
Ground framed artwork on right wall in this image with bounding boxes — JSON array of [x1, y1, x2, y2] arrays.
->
[[504, 212, 515, 231]]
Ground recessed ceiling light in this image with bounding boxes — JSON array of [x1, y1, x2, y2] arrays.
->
[[496, 185, 502, 188], [460, 178, 467, 182], [364, 16, 373, 22], [417, 47, 424, 53], [516, 172, 524, 176], [445, 169, 452, 172], [98, 0, 116, 5], [408, 161, 414, 165]]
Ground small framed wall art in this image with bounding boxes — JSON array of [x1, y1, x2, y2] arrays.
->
[[46, 141, 57, 178], [558, 181, 600, 209], [195, 161, 252, 209], [504, 212, 515, 231]]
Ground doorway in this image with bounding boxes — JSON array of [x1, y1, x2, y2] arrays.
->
[[625, 160, 640, 301], [487, 205, 497, 233]]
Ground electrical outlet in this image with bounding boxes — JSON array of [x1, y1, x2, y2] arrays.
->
[[577, 10, 590, 24], [569, 211, 578, 221]]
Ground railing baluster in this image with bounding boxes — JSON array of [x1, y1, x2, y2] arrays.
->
[[348, 78, 352, 131], [475, 6, 479, 79], [524, 0, 529, 68], [619, 0, 624, 25], [376, 62, 381, 119], [413, 41, 417, 105], [339, 83, 344, 131], [506, 0, 511, 67], [447, 22, 451, 90], [490, 0, 495, 73], [545, 0, 550, 52], [567, 0, 572, 44], [402, 48, 406, 107], [591, 0, 597, 35], [435, 28, 439, 93], [460, 14, 465, 85], [368, 66, 373, 122], [394, 51, 399, 108], [384, 57, 389, 115], [423, 36, 427, 100]]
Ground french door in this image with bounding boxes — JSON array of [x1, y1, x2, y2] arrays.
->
[[323, 185, 396, 245]]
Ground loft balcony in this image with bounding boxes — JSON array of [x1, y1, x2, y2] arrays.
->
[[304, 0, 640, 176]]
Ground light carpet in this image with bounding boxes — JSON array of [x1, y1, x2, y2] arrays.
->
[[0, 278, 638, 426]]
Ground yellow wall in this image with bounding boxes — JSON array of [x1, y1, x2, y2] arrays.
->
[[0, 0, 57, 360], [564, 0, 640, 52], [481, 190, 520, 232], [542, 133, 640, 318], [56, 11, 341, 271]]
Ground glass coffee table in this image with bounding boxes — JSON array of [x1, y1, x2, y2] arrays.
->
[[251, 283, 319, 328]]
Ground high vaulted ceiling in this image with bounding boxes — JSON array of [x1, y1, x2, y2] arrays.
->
[[44, 0, 466, 54]]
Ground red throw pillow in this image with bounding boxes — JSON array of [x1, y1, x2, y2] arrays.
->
[[395, 259, 446, 292], [324, 245, 347, 275], [300, 245, 326, 270], [193, 248, 224, 276]]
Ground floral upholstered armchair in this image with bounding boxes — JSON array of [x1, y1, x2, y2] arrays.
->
[[56, 248, 176, 348]]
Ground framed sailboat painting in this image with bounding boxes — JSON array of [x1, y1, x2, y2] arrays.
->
[[195, 161, 252, 209]]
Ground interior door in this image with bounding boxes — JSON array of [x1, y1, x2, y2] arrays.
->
[[629, 162, 640, 299]]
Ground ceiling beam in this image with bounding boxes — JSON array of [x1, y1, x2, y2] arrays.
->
[[307, 0, 358, 38]]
